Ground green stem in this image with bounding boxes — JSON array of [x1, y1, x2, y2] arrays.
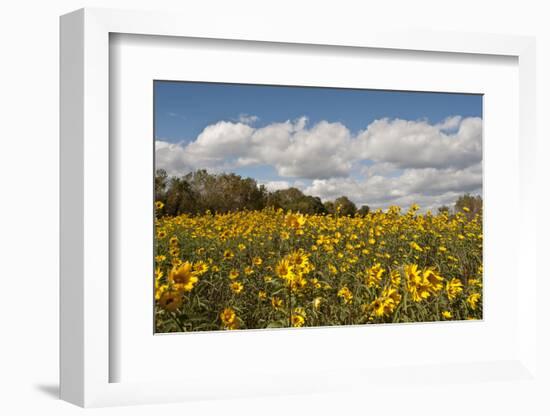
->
[[170, 311, 185, 332]]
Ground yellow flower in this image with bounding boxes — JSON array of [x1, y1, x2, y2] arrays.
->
[[390, 269, 401, 287], [368, 286, 401, 318], [220, 307, 237, 329], [155, 267, 164, 282], [410, 241, 423, 252], [467, 293, 481, 310], [291, 307, 306, 327], [366, 263, 385, 288], [313, 297, 322, 310], [155, 201, 164, 210], [271, 296, 283, 309], [468, 278, 483, 288], [155, 283, 168, 301], [153, 200, 483, 331], [275, 258, 293, 280], [423, 268, 444, 294], [310, 278, 322, 289], [290, 275, 308, 291], [158, 289, 182, 312], [337, 286, 353, 304], [230, 281, 244, 294], [446, 278, 463, 300], [154, 268, 165, 298], [169, 262, 199, 291], [371, 298, 391, 317], [285, 213, 306, 229], [409, 203, 420, 213], [405, 264, 431, 302], [369, 298, 385, 317], [288, 250, 309, 269], [192, 260, 209, 275], [291, 314, 305, 327], [381, 286, 402, 307]]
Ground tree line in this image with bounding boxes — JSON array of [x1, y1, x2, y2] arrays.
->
[[155, 169, 482, 218]]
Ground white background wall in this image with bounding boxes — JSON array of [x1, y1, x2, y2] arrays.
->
[[0, 1, 548, 414]]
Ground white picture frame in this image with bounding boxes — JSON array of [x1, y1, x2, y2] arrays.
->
[[60, 7, 539, 408]]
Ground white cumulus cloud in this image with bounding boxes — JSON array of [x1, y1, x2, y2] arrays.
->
[[304, 163, 482, 211], [156, 115, 482, 209], [155, 140, 191, 176], [237, 114, 259, 124], [355, 116, 481, 169], [261, 180, 291, 191]]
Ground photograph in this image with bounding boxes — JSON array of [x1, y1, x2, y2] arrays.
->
[[153, 81, 483, 333]]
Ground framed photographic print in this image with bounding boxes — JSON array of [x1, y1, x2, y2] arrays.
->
[[152, 81, 483, 333], [60, 7, 540, 409]]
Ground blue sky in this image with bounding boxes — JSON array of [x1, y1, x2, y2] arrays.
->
[[154, 81, 482, 210], [155, 81, 482, 142]]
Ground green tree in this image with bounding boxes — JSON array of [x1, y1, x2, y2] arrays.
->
[[154, 169, 168, 205], [266, 187, 327, 214], [155, 169, 364, 218], [323, 200, 336, 215], [334, 196, 357, 217], [357, 205, 370, 216], [164, 176, 199, 216], [454, 193, 482, 219]]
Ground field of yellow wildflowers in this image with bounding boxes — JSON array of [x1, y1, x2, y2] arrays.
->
[[154, 203, 482, 332]]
